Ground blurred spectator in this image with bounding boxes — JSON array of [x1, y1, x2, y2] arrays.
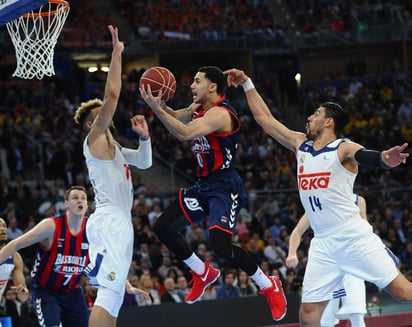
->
[[6, 137, 24, 181], [245, 237, 265, 265], [201, 284, 217, 301], [137, 273, 161, 306], [135, 242, 153, 269], [216, 270, 241, 299], [263, 235, 286, 267], [185, 223, 208, 250], [176, 275, 190, 298], [269, 215, 287, 242], [283, 268, 301, 293], [157, 255, 181, 280], [147, 199, 163, 227], [7, 218, 23, 240], [133, 194, 150, 225], [160, 277, 184, 304], [235, 270, 258, 297]]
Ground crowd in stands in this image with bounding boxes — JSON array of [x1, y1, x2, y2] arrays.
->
[[57, 0, 288, 49], [113, 0, 283, 42], [289, 0, 412, 35]]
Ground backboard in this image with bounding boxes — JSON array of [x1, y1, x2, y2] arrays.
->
[[0, 0, 48, 26]]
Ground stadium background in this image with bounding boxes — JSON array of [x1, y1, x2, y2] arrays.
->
[[1, 0, 412, 326]]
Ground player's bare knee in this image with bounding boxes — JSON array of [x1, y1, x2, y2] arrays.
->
[[299, 304, 322, 326]]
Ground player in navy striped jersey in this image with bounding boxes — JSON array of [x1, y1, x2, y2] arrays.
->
[[0, 185, 89, 327], [140, 66, 287, 321]]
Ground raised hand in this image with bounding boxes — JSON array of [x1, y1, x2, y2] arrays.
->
[[130, 115, 149, 139], [108, 25, 124, 54], [382, 143, 409, 167], [223, 68, 249, 87]]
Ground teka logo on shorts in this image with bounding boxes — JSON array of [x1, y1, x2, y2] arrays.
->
[[298, 172, 331, 190]]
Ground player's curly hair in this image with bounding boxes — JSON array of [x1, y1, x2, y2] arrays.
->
[[73, 99, 103, 129]]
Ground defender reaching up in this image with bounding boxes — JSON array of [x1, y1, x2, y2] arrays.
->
[[225, 68, 410, 327]]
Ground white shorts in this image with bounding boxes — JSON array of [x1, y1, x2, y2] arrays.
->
[[302, 218, 398, 303], [337, 274, 366, 317], [321, 274, 366, 326], [85, 206, 133, 293], [321, 298, 339, 327], [94, 286, 125, 318]]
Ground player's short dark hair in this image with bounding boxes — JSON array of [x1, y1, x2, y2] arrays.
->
[[65, 185, 87, 201], [198, 66, 226, 95], [321, 102, 349, 137]]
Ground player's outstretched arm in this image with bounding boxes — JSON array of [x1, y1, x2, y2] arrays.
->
[[224, 68, 305, 152], [121, 115, 152, 169], [126, 280, 150, 301], [0, 219, 54, 264], [92, 25, 124, 135], [381, 143, 409, 167], [141, 85, 229, 141], [12, 252, 29, 302], [286, 213, 310, 269]]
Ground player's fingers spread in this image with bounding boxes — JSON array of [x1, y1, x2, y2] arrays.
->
[[400, 142, 409, 151]]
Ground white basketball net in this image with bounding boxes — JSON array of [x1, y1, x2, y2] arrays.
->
[[6, 1, 69, 79]]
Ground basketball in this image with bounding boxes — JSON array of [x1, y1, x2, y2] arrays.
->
[[139, 66, 176, 101]]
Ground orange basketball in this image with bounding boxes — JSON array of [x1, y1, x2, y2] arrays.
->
[[139, 66, 176, 101]]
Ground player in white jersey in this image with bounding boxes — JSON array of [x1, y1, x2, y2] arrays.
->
[[74, 26, 152, 327], [224, 68, 412, 327], [0, 218, 28, 323], [286, 194, 367, 327]]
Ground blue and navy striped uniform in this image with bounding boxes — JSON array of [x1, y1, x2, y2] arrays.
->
[[179, 95, 248, 234], [31, 213, 89, 327], [191, 95, 240, 178]]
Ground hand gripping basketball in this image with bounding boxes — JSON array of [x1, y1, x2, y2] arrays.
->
[[139, 66, 176, 101]]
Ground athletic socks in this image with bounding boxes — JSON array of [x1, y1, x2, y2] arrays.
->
[[349, 314, 366, 327], [251, 267, 272, 289], [183, 253, 205, 275]]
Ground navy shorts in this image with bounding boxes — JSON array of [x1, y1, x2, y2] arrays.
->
[[31, 286, 89, 327], [179, 169, 248, 234]]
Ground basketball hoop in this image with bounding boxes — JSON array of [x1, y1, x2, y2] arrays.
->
[[6, 0, 70, 79]]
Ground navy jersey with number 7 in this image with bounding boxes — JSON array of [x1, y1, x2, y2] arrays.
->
[[31, 214, 89, 292]]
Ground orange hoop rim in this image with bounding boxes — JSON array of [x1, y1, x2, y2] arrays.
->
[[22, 0, 70, 18]]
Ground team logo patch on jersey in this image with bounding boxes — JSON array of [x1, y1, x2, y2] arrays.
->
[[184, 198, 203, 212], [193, 136, 211, 153], [220, 216, 228, 224], [107, 271, 116, 281]]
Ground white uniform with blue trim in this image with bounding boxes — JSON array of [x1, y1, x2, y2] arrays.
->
[[0, 257, 14, 300], [83, 137, 135, 293], [320, 196, 367, 326], [297, 138, 398, 303]]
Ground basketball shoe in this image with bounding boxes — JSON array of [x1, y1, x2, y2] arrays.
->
[[185, 261, 221, 304], [259, 275, 287, 321]]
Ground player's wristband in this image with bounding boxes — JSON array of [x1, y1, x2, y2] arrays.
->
[[241, 78, 255, 92]]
